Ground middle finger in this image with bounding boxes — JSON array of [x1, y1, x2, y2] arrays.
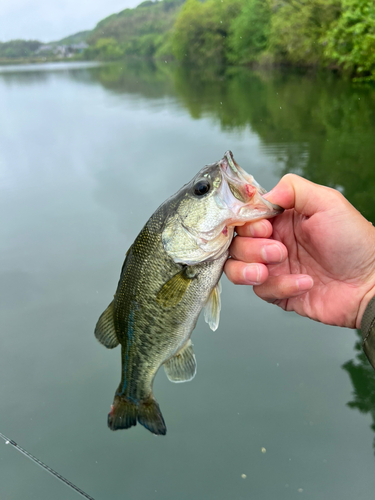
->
[[229, 236, 287, 264]]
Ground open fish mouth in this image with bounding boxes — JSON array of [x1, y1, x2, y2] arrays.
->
[[218, 150, 283, 222], [162, 150, 283, 265]]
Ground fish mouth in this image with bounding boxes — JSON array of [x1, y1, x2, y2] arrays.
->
[[218, 151, 283, 223]]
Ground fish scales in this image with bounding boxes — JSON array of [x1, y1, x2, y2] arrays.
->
[[95, 151, 282, 435], [114, 213, 225, 402]]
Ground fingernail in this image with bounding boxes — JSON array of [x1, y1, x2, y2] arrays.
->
[[243, 264, 261, 284], [296, 276, 314, 290], [261, 244, 283, 263]]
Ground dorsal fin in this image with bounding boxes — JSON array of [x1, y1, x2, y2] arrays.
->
[[119, 244, 133, 277], [164, 339, 197, 383], [94, 301, 120, 349]]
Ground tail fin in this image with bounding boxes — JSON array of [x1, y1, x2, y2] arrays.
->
[[108, 395, 167, 435]]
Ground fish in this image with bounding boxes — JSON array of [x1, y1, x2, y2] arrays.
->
[[95, 151, 282, 435]]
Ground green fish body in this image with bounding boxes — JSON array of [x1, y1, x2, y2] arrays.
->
[[95, 151, 282, 435]]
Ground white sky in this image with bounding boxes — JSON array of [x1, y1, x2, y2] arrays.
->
[[0, 0, 141, 43]]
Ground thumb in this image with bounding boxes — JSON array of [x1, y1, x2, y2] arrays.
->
[[264, 174, 340, 217]]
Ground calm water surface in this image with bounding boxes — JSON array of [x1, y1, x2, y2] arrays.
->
[[1, 61, 375, 500]]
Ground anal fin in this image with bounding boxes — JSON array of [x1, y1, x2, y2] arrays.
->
[[164, 339, 197, 383], [204, 281, 222, 331], [94, 301, 120, 349]]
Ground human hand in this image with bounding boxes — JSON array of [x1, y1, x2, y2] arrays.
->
[[224, 174, 375, 329]]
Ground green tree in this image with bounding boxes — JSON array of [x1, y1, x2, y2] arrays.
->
[[172, 0, 242, 66], [0, 40, 41, 59], [268, 0, 341, 66], [85, 38, 125, 60], [227, 0, 271, 64], [324, 0, 375, 80]]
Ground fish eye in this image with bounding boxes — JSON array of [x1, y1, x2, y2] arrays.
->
[[193, 180, 211, 196]]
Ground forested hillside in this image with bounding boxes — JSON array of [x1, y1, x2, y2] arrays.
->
[[1, 0, 374, 82], [83, 0, 375, 82], [84, 0, 184, 60], [0, 40, 41, 59], [51, 31, 90, 46], [168, 0, 375, 81]]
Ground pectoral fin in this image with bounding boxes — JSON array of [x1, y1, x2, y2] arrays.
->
[[164, 339, 197, 383], [94, 301, 120, 349], [204, 281, 222, 332], [156, 268, 193, 308]]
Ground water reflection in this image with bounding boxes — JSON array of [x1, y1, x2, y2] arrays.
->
[[343, 331, 375, 453], [90, 60, 176, 99], [0, 62, 100, 86], [174, 67, 375, 223], [86, 61, 375, 222]]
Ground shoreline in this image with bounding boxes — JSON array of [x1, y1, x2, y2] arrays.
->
[[0, 60, 103, 72]]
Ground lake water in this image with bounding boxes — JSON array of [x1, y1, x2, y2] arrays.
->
[[1, 61, 375, 500]]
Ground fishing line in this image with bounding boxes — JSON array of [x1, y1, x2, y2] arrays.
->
[[0, 432, 95, 500]]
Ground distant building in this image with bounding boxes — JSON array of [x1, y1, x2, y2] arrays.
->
[[35, 42, 88, 58], [36, 45, 53, 54], [70, 42, 88, 53]]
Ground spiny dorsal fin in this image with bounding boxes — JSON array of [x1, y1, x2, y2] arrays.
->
[[120, 244, 133, 276], [164, 339, 197, 383], [204, 281, 222, 332], [156, 268, 193, 308], [94, 301, 120, 349]]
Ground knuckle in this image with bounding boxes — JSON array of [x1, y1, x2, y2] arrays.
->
[[253, 283, 268, 299], [231, 237, 254, 262], [228, 241, 240, 260], [224, 261, 241, 284], [331, 188, 345, 202]]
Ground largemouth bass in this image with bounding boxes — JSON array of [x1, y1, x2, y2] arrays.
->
[[95, 151, 282, 435]]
